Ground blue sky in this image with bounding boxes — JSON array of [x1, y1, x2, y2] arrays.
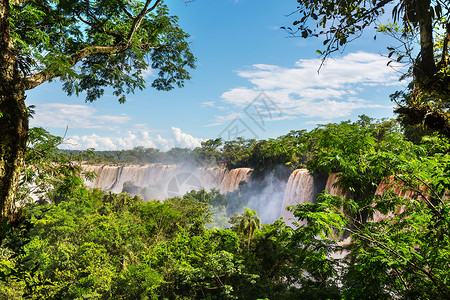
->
[[28, 0, 406, 151]]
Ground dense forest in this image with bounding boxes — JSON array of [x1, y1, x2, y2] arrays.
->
[[1, 115, 449, 299]]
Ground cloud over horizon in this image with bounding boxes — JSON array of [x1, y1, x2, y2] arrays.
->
[[61, 127, 203, 151], [30, 102, 204, 151]]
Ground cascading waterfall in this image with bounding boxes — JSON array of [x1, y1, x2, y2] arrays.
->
[[82, 164, 252, 199], [325, 173, 347, 197], [280, 169, 315, 225], [243, 169, 288, 224], [84, 165, 348, 221], [279, 171, 348, 223], [370, 176, 418, 222], [201, 167, 228, 189], [83, 165, 116, 190], [220, 168, 253, 193], [83, 163, 418, 230]]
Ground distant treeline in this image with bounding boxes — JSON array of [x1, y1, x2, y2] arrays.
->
[[62, 147, 197, 165], [64, 115, 401, 174]]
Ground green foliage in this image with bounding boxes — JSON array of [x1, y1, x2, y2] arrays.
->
[[3, 120, 450, 299], [289, 123, 450, 299], [340, 150, 450, 298], [149, 229, 258, 299], [0, 215, 34, 299], [11, 0, 196, 101], [182, 188, 230, 228], [192, 138, 224, 166], [0, 0, 196, 219], [18, 127, 92, 205], [247, 131, 307, 177], [393, 84, 450, 139], [112, 264, 161, 300], [305, 116, 401, 207], [230, 207, 262, 251], [1, 187, 234, 299]]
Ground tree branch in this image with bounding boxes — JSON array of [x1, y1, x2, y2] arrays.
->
[[127, 0, 162, 45], [10, 0, 28, 5], [23, 45, 125, 90], [75, 11, 125, 43], [346, 225, 450, 297], [119, 3, 134, 19], [146, 0, 163, 14], [22, 0, 167, 90]]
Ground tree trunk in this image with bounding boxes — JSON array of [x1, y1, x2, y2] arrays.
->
[[414, 0, 437, 84], [0, 92, 28, 219], [247, 227, 252, 251], [0, 0, 28, 220]]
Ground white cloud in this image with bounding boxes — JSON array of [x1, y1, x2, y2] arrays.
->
[[171, 127, 203, 148], [269, 115, 297, 121], [221, 88, 260, 108], [200, 101, 216, 107], [61, 127, 203, 151], [304, 120, 332, 125], [204, 112, 243, 127], [30, 103, 131, 130], [213, 51, 403, 125], [142, 66, 154, 79]]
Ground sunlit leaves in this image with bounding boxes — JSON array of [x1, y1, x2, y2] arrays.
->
[[10, 0, 195, 102]]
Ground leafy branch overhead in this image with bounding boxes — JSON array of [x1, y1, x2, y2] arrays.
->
[[285, 0, 448, 75], [12, 0, 196, 103], [285, 0, 450, 138], [0, 0, 195, 218]]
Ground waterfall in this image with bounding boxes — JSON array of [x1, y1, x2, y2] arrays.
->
[[325, 173, 347, 197], [374, 176, 416, 199], [370, 176, 416, 222], [242, 169, 287, 225], [280, 169, 315, 225], [81, 164, 250, 199], [278, 171, 351, 225], [219, 168, 253, 193], [200, 167, 228, 191]]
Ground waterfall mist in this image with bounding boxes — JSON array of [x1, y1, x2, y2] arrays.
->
[[223, 165, 290, 224], [82, 163, 346, 226]]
